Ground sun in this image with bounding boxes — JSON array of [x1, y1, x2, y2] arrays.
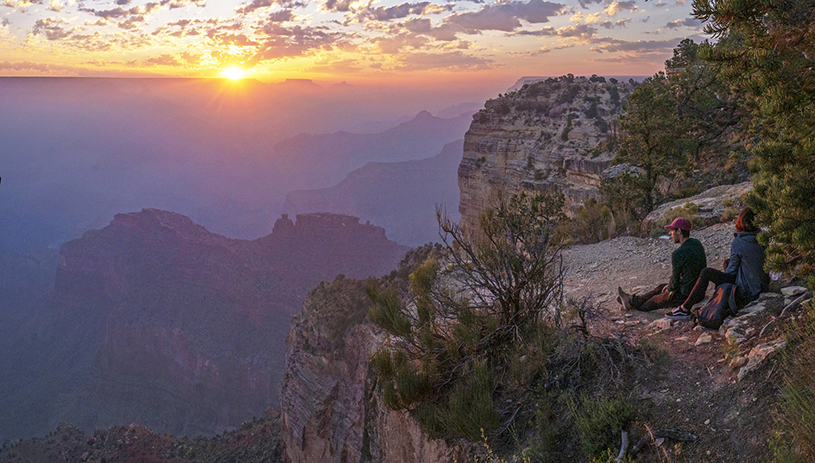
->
[[221, 67, 245, 80]]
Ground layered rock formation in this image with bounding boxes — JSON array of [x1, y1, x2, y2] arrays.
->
[[283, 140, 464, 247], [279, 277, 457, 463], [0, 209, 407, 442], [458, 75, 634, 230]]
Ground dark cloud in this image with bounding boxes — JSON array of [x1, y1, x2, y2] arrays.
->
[[2, 18, 10, 26], [445, 0, 565, 33], [80, 0, 204, 26], [32, 17, 73, 40], [323, 0, 354, 13], [665, 18, 702, 29], [268, 9, 295, 21], [115, 0, 130, 5], [234, 0, 301, 14], [577, 0, 602, 6], [361, 2, 452, 22], [236, 0, 272, 14], [403, 17, 432, 33]]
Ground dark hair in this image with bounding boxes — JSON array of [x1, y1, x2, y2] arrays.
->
[[735, 208, 758, 233], [680, 229, 690, 239]]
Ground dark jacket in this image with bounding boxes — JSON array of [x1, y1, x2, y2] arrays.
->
[[725, 232, 769, 302], [669, 237, 707, 299]]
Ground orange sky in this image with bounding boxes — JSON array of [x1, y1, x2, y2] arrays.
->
[[0, 0, 704, 83]]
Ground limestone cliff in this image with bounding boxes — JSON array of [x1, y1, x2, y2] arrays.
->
[[458, 75, 634, 230], [279, 277, 457, 463]]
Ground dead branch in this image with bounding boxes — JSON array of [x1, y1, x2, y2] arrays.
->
[[759, 292, 813, 338], [615, 429, 629, 463]]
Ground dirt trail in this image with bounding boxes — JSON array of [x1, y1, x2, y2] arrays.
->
[[561, 222, 779, 462]]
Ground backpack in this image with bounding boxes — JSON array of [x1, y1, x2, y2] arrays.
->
[[695, 283, 738, 330]]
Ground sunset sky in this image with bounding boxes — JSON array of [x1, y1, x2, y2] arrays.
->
[[1, 0, 702, 84]]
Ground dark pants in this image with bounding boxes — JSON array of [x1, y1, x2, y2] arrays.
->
[[632, 283, 684, 312], [680, 267, 736, 310]]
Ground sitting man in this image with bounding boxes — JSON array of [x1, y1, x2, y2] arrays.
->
[[618, 217, 707, 312]]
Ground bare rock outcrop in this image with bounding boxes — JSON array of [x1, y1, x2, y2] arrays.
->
[[458, 76, 635, 230], [280, 278, 457, 463], [642, 181, 753, 230]]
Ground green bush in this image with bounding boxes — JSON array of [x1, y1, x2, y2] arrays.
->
[[559, 199, 615, 244], [774, 300, 815, 462], [569, 395, 636, 459]]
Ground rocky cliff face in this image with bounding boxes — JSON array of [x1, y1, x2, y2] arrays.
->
[[279, 277, 457, 463], [458, 76, 634, 230], [1, 209, 407, 442]]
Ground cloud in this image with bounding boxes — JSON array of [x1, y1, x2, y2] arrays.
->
[[323, 0, 355, 13], [665, 18, 702, 29], [247, 23, 347, 62], [47, 0, 61, 11], [235, 0, 301, 14], [0, 60, 83, 74], [359, 2, 453, 22], [144, 53, 182, 66], [143, 51, 200, 66], [394, 50, 494, 71], [268, 9, 295, 21], [589, 37, 677, 55], [445, 0, 565, 33], [599, 18, 629, 28], [570, 11, 599, 23], [80, 0, 205, 30], [372, 32, 429, 53], [514, 23, 596, 41], [2, 0, 43, 12], [603, 1, 640, 17], [31, 16, 76, 40]]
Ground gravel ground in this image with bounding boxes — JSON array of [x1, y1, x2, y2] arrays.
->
[[562, 222, 735, 321]]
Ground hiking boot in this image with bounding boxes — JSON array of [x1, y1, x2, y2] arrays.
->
[[665, 306, 692, 321], [617, 287, 633, 311]]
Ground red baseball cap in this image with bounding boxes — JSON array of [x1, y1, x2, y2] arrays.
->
[[664, 217, 691, 231]]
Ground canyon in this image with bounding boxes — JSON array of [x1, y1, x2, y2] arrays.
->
[[0, 209, 406, 442]]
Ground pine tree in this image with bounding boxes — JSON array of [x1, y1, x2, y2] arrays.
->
[[694, 0, 815, 286]]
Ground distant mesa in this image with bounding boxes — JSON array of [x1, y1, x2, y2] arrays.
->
[[281, 78, 322, 90]]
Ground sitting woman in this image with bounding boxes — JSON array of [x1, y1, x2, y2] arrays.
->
[[666, 207, 769, 321]]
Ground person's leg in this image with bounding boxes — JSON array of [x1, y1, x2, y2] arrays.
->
[[679, 267, 736, 310], [629, 284, 667, 309], [638, 286, 681, 312]]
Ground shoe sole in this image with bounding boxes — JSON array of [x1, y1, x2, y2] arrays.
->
[[617, 287, 633, 310], [665, 314, 693, 321]]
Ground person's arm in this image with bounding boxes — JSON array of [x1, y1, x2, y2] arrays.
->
[[725, 239, 740, 276], [668, 250, 681, 292]]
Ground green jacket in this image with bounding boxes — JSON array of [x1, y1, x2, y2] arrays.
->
[[669, 237, 707, 299]]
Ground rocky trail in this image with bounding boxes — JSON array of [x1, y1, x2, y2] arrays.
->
[[561, 222, 806, 462]]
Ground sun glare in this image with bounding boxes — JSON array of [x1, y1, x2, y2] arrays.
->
[[222, 67, 245, 80]]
